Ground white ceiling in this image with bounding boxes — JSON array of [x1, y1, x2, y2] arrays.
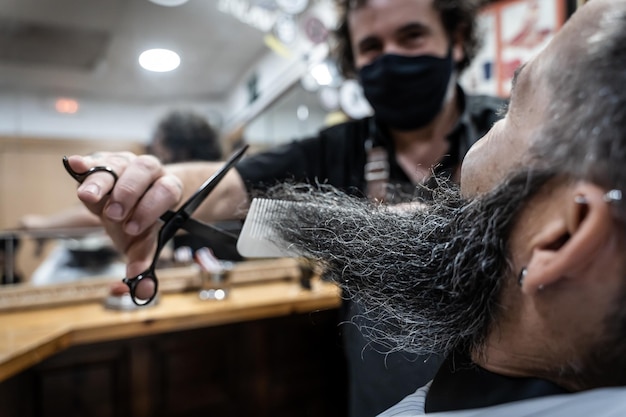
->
[[0, 0, 275, 103]]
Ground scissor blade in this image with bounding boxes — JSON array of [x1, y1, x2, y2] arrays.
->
[[160, 211, 238, 243], [155, 145, 248, 247], [179, 144, 249, 218], [178, 217, 239, 243], [160, 211, 175, 222]]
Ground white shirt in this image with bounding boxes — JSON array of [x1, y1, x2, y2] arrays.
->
[[377, 383, 626, 417]]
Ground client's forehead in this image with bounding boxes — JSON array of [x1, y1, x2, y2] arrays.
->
[[540, 0, 613, 62], [462, 1, 602, 197]]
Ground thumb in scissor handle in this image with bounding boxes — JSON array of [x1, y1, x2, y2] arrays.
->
[[63, 156, 119, 185]]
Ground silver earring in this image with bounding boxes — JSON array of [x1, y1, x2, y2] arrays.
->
[[518, 267, 527, 287], [519, 268, 545, 291], [603, 189, 622, 203]]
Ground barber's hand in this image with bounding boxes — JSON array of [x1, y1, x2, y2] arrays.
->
[[64, 152, 183, 278]]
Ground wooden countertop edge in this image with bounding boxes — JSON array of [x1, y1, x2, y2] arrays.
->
[[0, 332, 72, 383], [69, 297, 342, 346], [0, 281, 342, 383]]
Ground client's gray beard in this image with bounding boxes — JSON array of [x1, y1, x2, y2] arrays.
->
[[263, 172, 553, 357]]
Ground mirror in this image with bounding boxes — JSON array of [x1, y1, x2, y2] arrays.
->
[[244, 82, 331, 148], [0, 81, 331, 291], [0, 0, 337, 294]]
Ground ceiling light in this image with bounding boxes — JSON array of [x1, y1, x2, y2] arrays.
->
[[55, 97, 79, 114], [138, 49, 180, 72], [148, 0, 189, 6]]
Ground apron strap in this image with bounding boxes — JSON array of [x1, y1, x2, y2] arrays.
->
[[365, 140, 389, 202]]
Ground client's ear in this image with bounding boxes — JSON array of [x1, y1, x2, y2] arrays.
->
[[522, 182, 614, 294]]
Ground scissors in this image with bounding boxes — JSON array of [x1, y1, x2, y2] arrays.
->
[[63, 145, 248, 305]]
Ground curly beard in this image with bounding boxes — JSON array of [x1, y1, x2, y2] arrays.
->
[[255, 169, 626, 391], [260, 172, 553, 357]]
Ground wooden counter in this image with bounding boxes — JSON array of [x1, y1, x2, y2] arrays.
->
[[0, 278, 341, 383], [0, 276, 347, 417]]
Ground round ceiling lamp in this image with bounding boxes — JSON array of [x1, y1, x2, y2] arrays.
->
[[148, 0, 189, 6], [138, 48, 181, 72]]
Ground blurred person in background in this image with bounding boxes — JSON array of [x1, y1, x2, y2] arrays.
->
[[147, 110, 223, 164]]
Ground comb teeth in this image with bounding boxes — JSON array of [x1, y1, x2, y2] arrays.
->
[[236, 198, 299, 258], [245, 199, 281, 239]]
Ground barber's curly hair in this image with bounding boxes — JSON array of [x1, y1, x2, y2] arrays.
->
[[153, 111, 223, 162], [332, 0, 483, 78]]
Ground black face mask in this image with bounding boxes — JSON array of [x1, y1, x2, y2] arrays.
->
[[358, 50, 454, 131]]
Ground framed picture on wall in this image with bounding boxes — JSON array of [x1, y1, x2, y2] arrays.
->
[[460, 0, 568, 98]]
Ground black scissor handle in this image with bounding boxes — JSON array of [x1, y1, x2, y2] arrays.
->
[[63, 156, 119, 184]]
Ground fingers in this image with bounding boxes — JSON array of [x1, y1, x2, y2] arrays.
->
[[68, 153, 183, 235], [118, 174, 182, 236], [101, 214, 159, 278], [67, 152, 136, 208], [66, 151, 183, 280], [103, 155, 182, 235], [125, 229, 160, 278]]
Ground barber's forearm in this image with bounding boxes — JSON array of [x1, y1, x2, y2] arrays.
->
[[165, 162, 250, 222], [20, 205, 102, 230]]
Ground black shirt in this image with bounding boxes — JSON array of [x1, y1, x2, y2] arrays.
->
[[425, 352, 569, 413], [235, 88, 506, 417], [236, 91, 505, 199]]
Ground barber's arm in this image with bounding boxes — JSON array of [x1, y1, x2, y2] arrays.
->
[[20, 205, 101, 231], [64, 152, 249, 278]]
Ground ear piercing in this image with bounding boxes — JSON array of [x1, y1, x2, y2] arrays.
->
[[518, 267, 527, 287], [603, 189, 622, 203], [517, 267, 543, 291], [518, 189, 623, 291], [575, 189, 622, 205]]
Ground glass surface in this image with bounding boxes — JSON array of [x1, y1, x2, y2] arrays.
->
[[0, 0, 331, 306]]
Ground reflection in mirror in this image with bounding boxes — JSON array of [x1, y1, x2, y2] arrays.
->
[[0, 0, 344, 297], [0, 228, 122, 287], [0, 227, 198, 289], [244, 82, 331, 151], [0, 81, 336, 289]]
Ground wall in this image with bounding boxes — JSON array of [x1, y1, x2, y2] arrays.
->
[[0, 1, 338, 145], [0, 93, 224, 144]]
